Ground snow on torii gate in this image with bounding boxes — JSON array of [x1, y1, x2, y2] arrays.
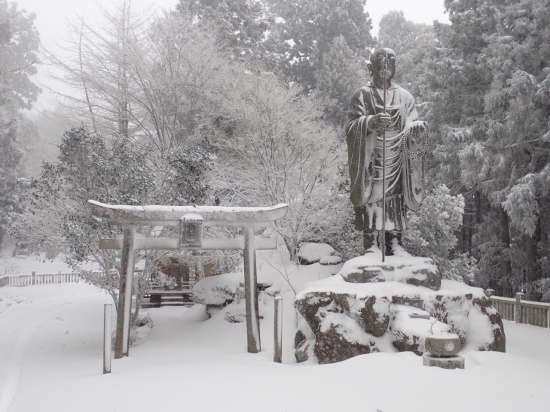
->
[[89, 200, 288, 359]]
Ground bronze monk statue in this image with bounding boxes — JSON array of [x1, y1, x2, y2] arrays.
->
[[345, 48, 428, 255]]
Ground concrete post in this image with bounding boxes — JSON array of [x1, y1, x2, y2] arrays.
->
[[115, 226, 136, 358], [515, 292, 525, 324], [103, 303, 112, 374], [274, 296, 283, 363], [243, 226, 260, 353], [32, 271, 36, 285]]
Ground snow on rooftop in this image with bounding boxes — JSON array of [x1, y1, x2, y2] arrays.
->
[[89, 199, 288, 213]]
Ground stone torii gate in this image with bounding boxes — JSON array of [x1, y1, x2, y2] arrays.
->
[[89, 200, 288, 358]]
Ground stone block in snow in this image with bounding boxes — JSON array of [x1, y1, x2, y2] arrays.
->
[[298, 243, 335, 264]]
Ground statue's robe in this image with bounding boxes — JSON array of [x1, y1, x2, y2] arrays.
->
[[345, 82, 426, 232]]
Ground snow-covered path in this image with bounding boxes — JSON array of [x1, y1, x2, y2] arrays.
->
[[0, 284, 108, 412], [0, 295, 79, 412], [1, 282, 550, 412]]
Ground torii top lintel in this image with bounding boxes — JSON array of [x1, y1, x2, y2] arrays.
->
[[88, 200, 288, 227]]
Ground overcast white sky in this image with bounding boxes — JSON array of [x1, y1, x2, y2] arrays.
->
[[15, 0, 450, 114]]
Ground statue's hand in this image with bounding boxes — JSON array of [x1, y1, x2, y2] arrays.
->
[[410, 121, 428, 144], [368, 113, 391, 131]]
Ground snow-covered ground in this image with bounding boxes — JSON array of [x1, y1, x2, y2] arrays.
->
[[1, 255, 550, 412], [0, 255, 73, 275]]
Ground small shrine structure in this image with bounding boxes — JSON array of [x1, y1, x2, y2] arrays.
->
[[89, 200, 287, 358]]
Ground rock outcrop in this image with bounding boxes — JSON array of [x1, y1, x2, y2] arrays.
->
[[294, 250, 506, 364]]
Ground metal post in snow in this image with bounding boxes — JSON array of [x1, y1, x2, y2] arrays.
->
[[274, 296, 283, 363], [243, 226, 260, 353], [103, 302, 112, 374]]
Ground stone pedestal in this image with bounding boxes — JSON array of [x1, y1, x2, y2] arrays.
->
[[422, 353, 465, 370], [340, 253, 441, 291], [293, 251, 505, 364], [425, 335, 462, 357]]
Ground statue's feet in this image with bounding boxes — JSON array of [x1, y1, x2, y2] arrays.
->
[[363, 231, 378, 253], [385, 232, 404, 256], [363, 231, 408, 257], [364, 245, 379, 254]]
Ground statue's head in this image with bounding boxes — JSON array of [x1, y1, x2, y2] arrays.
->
[[368, 48, 396, 86]]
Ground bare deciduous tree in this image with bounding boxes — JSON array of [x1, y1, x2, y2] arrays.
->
[[212, 71, 344, 259]]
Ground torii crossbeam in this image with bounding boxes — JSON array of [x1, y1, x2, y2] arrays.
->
[[89, 200, 288, 358]]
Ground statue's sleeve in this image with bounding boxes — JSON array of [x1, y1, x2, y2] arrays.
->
[[345, 89, 377, 207], [402, 91, 427, 211], [345, 89, 375, 136], [405, 92, 419, 124]]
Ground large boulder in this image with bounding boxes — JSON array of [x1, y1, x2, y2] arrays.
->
[[470, 296, 506, 352], [295, 292, 335, 332], [294, 254, 506, 364], [423, 293, 471, 346], [389, 305, 450, 356], [294, 290, 391, 363], [339, 251, 441, 291], [342, 295, 391, 337], [314, 313, 380, 364]]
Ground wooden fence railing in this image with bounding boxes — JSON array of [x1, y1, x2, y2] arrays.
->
[[0, 271, 80, 287], [487, 290, 550, 329]]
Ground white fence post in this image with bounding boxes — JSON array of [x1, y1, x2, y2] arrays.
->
[[274, 296, 283, 363], [515, 292, 525, 324], [104, 302, 112, 374], [0, 272, 84, 288]]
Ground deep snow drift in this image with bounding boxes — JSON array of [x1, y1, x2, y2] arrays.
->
[[1, 252, 549, 412]]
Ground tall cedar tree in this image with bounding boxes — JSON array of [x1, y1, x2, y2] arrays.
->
[[269, 0, 373, 93], [427, 0, 510, 294], [0, 1, 40, 246], [176, 0, 273, 62], [482, 0, 550, 298], [430, 0, 550, 298], [177, 1, 374, 126]]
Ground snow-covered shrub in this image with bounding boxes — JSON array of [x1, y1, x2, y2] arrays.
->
[[323, 191, 364, 262], [192, 272, 244, 306], [154, 271, 177, 288], [540, 279, 550, 303], [298, 242, 335, 264], [403, 184, 476, 281], [525, 278, 550, 302]]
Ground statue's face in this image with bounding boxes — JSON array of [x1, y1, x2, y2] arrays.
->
[[369, 48, 396, 85]]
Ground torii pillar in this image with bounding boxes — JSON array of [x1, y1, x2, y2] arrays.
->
[[89, 200, 288, 358]]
